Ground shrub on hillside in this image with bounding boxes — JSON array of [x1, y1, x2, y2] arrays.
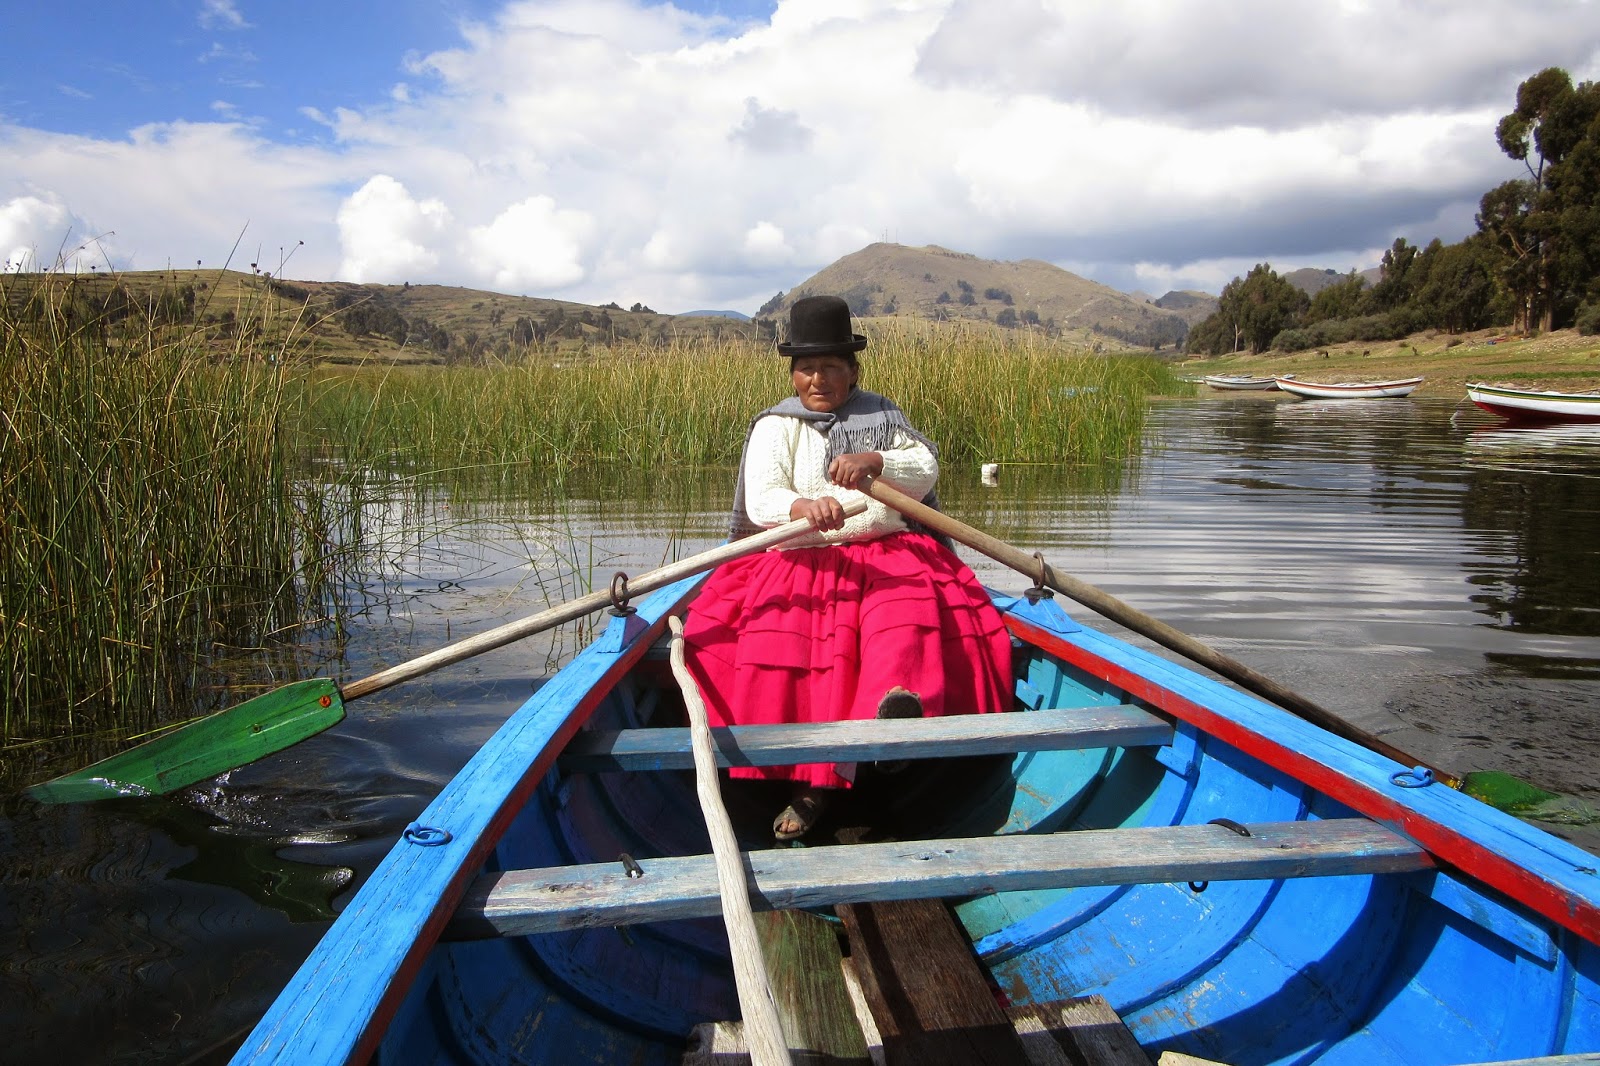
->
[[1270, 327, 1318, 352], [1578, 301, 1600, 336]]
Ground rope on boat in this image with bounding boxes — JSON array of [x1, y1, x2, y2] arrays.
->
[[667, 614, 794, 1066]]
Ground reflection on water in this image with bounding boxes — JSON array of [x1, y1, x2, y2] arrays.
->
[[1462, 420, 1600, 475], [5, 396, 1600, 1063]]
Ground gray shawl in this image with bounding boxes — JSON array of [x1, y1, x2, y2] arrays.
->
[[729, 387, 949, 546]]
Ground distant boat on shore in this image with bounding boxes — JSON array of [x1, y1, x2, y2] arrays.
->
[[1201, 374, 1279, 391], [1275, 375, 1423, 400]]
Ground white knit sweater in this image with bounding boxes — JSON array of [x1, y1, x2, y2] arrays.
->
[[742, 413, 940, 549]]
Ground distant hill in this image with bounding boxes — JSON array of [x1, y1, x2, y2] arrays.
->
[[1152, 289, 1220, 325], [763, 243, 1190, 349], [676, 309, 751, 320], [1282, 266, 1382, 296]]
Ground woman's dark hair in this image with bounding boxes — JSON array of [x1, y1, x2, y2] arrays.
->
[[788, 352, 859, 371]]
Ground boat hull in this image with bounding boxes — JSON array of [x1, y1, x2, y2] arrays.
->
[[1202, 375, 1278, 390], [1468, 383, 1600, 423], [1275, 376, 1423, 399], [234, 580, 1600, 1066]]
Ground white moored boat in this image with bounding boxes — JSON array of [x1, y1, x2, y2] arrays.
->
[[1467, 382, 1600, 423], [1201, 374, 1279, 391], [1274, 375, 1423, 400]]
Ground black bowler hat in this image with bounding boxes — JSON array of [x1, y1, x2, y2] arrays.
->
[[776, 295, 868, 357]]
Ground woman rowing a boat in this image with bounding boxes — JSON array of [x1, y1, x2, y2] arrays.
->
[[682, 295, 1014, 840]]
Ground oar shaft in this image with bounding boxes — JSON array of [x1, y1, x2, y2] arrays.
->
[[862, 477, 1460, 788], [342, 501, 867, 702]]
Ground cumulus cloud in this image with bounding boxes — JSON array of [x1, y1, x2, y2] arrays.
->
[[730, 98, 814, 154], [917, 0, 1600, 128], [336, 176, 453, 281], [1, 196, 82, 272], [3, 0, 1591, 307], [466, 196, 594, 291], [743, 221, 793, 264]]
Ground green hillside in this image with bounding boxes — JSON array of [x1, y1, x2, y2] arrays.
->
[[1, 268, 767, 366]]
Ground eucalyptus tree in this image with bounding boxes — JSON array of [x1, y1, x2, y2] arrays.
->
[[1478, 66, 1600, 332]]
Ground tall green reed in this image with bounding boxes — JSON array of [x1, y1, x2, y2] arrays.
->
[[0, 273, 333, 751], [294, 323, 1176, 472]]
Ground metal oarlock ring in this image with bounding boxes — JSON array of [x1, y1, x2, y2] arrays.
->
[[609, 571, 636, 616], [1391, 765, 1435, 789], [1026, 551, 1054, 603]]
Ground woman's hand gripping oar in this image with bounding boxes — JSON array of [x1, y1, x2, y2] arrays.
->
[[861, 476, 1593, 821], [28, 501, 867, 804]]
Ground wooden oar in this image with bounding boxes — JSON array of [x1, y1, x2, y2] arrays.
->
[[27, 502, 866, 805], [862, 476, 1583, 814], [666, 614, 792, 1066]]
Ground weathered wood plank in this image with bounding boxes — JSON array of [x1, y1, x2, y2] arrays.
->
[[1011, 996, 1152, 1065], [838, 898, 1027, 1066], [756, 909, 871, 1064], [683, 1021, 749, 1065], [557, 704, 1172, 773], [684, 912, 872, 1066], [1156, 1053, 1231, 1066], [446, 819, 1430, 939]]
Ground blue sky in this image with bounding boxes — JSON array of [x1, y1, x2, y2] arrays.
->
[[5, 2, 774, 141], [2, 1, 1597, 312], [6, 3, 450, 139]]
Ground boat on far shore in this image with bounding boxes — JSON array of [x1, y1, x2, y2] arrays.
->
[[1275, 375, 1424, 400], [1201, 374, 1280, 391], [1467, 382, 1600, 423]]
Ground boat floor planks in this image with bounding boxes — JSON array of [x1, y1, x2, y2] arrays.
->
[[446, 819, 1431, 939], [838, 897, 1031, 1066], [1012, 995, 1154, 1065]]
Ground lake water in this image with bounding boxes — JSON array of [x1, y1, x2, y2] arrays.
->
[[3, 394, 1599, 1063]]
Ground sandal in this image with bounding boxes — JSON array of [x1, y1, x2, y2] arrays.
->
[[773, 789, 827, 841], [874, 686, 923, 774]]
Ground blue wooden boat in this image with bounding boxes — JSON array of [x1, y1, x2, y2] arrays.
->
[[232, 571, 1600, 1066]]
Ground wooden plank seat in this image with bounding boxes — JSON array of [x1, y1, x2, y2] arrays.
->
[[445, 819, 1430, 940], [557, 704, 1174, 773]]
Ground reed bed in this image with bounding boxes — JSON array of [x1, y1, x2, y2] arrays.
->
[[0, 274, 334, 751], [295, 321, 1175, 471]]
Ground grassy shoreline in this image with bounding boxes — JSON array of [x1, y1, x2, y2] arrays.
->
[[1175, 326, 1600, 397]]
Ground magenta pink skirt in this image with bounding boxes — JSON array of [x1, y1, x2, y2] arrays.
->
[[681, 531, 1014, 789]]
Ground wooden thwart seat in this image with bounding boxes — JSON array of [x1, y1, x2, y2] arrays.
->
[[557, 704, 1174, 773], [445, 818, 1430, 940]]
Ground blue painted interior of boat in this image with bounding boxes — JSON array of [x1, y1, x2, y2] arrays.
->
[[241, 580, 1600, 1066]]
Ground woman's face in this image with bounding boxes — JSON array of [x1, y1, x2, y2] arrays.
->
[[791, 355, 859, 412]]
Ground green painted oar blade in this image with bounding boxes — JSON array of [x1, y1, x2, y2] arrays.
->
[[26, 679, 345, 805], [1462, 770, 1600, 825]]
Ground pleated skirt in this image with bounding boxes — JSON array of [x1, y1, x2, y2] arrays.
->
[[681, 531, 1014, 789]]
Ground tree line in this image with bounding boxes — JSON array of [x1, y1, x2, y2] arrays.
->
[[1188, 67, 1600, 355]]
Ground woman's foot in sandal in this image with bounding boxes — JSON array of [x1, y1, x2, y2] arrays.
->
[[773, 787, 827, 841], [875, 686, 922, 773]]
